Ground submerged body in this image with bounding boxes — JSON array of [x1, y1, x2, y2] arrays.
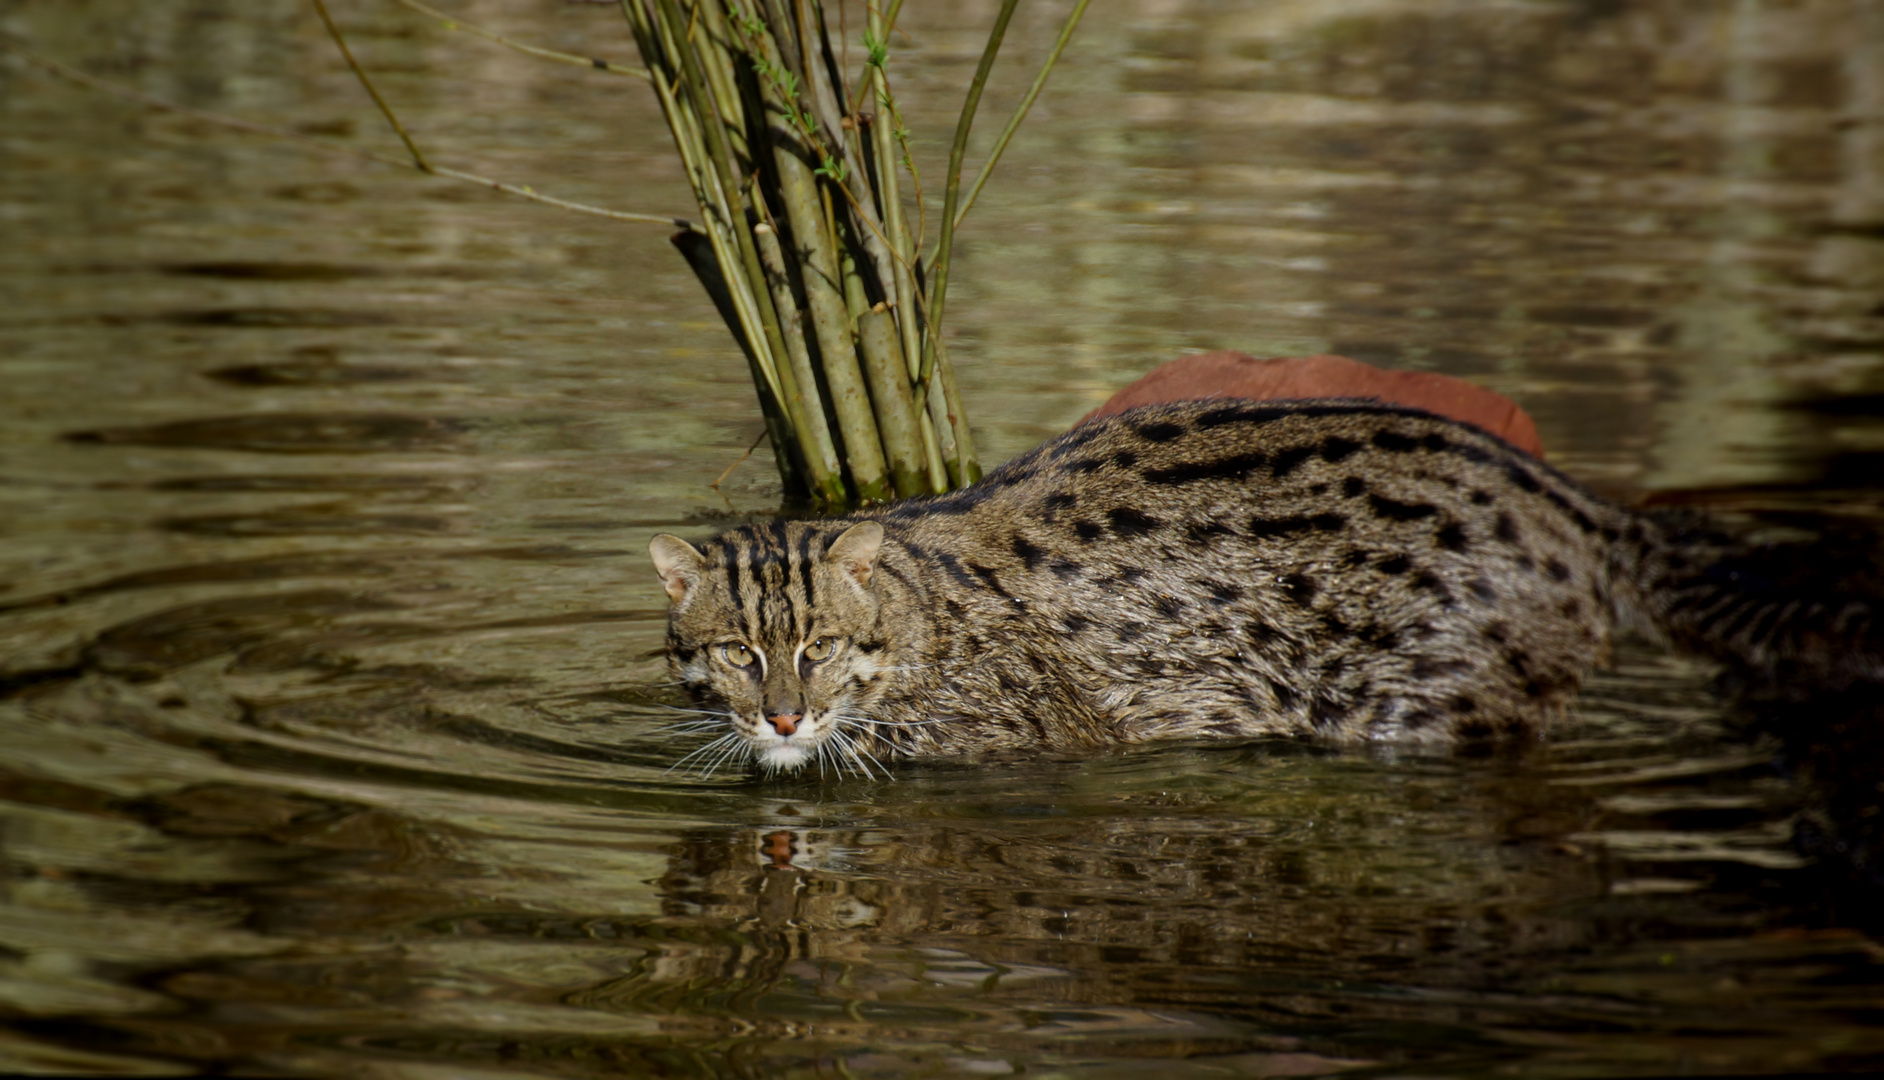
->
[[649, 399, 1877, 774]]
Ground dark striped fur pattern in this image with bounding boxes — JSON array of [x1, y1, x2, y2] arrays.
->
[[648, 399, 1881, 775]]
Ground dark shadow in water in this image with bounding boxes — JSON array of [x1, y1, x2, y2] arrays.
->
[[4, 307, 409, 330], [1640, 480, 1884, 905], [156, 508, 460, 538], [0, 545, 625, 619], [63, 414, 472, 454], [125, 473, 455, 492], [53, 260, 393, 282], [205, 359, 426, 388]]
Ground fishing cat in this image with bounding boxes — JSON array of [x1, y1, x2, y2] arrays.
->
[[649, 399, 1880, 775]]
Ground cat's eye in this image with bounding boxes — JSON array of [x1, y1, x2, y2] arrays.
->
[[803, 637, 837, 662], [719, 642, 757, 668]]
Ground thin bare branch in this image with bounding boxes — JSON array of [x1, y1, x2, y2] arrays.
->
[[954, 0, 1092, 229], [927, 0, 1021, 359], [386, 0, 651, 80], [427, 164, 687, 224], [0, 37, 691, 228], [710, 427, 769, 492], [311, 0, 431, 171]]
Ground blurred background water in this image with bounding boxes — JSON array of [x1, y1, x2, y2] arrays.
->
[[2, 0, 1883, 1075]]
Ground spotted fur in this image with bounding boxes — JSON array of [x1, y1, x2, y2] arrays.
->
[[650, 399, 1881, 775]]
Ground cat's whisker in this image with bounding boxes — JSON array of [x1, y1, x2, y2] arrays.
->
[[829, 715, 908, 758], [665, 733, 725, 768], [815, 728, 845, 776], [700, 736, 749, 779], [656, 718, 730, 734], [833, 713, 952, 729], [667, 732, 738, 776], [653, 704, 739, 718], [694, 738, 744, 777], [814, 726, 849, 770], [848, 736, 890, 779], [826, 726, 887, 780], [829, 715, 898, 751], [664, 729, 729, 743], [823, 734, 863, 781], [826, 728, 871, 780]]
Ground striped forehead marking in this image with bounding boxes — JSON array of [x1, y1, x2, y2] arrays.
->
[[716, 522, 828, 643], [718, 537, 754, 638]]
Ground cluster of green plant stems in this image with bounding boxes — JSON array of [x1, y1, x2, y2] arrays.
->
[[621, 0, 1089, 507]]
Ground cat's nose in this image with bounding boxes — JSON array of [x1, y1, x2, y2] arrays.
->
[[766, 713, 802, 736]]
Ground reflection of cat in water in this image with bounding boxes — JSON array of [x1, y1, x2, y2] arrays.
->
[[649, 400, 1881, 776], [623, 778, 1635, 1017]]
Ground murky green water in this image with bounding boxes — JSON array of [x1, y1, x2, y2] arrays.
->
[[3, 1, 1884, 1075]]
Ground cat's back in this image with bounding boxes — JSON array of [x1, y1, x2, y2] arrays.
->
[[874, 399, 1633, 741], [883, 398, 1618, 566]]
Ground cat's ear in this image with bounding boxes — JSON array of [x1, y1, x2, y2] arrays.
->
[[649, 534, 706, 605], [824, 521, 884, 589]]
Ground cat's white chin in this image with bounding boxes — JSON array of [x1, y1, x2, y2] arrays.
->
[[758, 742, 813, 772]]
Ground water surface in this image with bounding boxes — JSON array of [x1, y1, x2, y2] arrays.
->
[[3, 1, 1883, 1075]]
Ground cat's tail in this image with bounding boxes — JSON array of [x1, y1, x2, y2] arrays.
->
[[1616, 508, 1884, 693]]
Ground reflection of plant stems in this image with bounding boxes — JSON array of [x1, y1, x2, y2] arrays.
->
[[953, 0, 1092, 229], [386, 0, 650, 80], [311, 0, 430, 172], [0, 36, 686, 226]]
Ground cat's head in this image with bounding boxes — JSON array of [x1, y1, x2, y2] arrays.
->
[[649, 520, 895, 775]]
